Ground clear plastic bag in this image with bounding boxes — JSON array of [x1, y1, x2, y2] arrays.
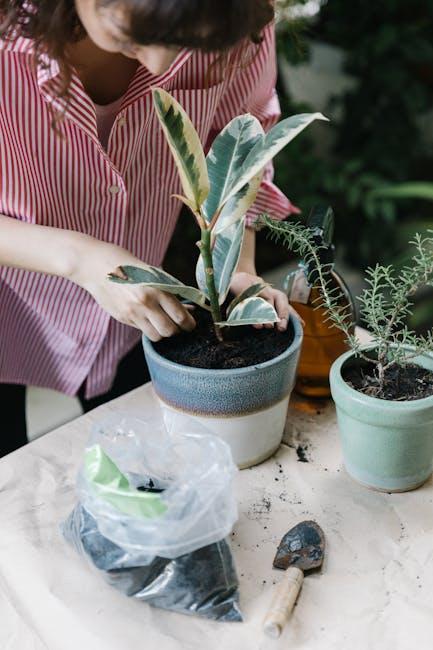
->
[[62, 411, 242, 621]]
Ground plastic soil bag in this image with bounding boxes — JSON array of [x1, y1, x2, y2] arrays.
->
[[62, 412, 242, 622]]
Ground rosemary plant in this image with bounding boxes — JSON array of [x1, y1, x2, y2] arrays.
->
[[263, 215, 433, 396]]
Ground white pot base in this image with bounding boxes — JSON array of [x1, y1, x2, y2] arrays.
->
[[159, 396, 290, 469]]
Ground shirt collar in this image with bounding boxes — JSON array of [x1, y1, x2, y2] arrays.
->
[[1, 35, 193, 90], [0, 36, 193, 86], [119, 48, 193, 110], [36, 53, 61, 87], [155, 47, 193, 84], [1, 35, 194, 139]]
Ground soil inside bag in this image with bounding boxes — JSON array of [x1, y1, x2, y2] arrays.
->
[[63, 502, 242, 622]]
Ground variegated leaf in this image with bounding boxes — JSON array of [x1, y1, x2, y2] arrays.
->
[[195, 218, 245, 304], [108, 264, 208, 307], [226, 281, 270, 316], [152, 88, 209, 211], [203, 115, 264, 222], [213, 171, 263, 235], [224, 112, 328, 206], [195, 254, 207, 295], [171, 194, 198, 213], [219, 296, 279, 326], [214, 218, 245, 304]]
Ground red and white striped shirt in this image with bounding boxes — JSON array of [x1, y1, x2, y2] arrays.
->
[[0, 24, 295, 398]]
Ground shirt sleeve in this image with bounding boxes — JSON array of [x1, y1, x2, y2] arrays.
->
[[205, 23, 300, 228]]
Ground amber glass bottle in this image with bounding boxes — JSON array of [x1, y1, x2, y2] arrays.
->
[[285, 206, 356, 398]]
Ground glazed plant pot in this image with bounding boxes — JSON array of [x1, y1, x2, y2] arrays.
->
[[330, 349, 433, 492], [142, 316, 303, 469]]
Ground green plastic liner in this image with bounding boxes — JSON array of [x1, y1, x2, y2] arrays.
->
[[84, 444, 167, 518]]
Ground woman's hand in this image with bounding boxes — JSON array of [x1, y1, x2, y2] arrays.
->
[[230, 228, 302, 331], [230, 271, 301, 332], [68, 234, 196, 341]]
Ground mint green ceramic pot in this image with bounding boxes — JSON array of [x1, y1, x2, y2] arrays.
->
[[330, 349, 433, 492]]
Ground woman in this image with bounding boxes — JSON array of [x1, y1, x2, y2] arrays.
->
[[0, 0, 298, 456]]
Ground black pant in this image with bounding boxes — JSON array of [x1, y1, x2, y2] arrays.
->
[[1, 342, 150, 458]]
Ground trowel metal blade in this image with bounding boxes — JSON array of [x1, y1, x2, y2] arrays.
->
[[273, 520, 325, 572]]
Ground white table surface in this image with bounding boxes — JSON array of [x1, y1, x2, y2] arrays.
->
[[1, 370, 433, 650]]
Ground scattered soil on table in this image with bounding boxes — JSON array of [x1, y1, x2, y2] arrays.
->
[[296, 444, 310, 463], [287, 441, 312, 463], [343, 361, 433, 401], [154, 309, 294, 370]]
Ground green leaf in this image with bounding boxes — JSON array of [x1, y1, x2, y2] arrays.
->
[[213, 172, 263, 235], [203, 115, 264, 222], [108, 264, 208, 307], [224, 112, 328, 206], [218, 296, 279, 326], [196, 219, 246, 305], [152, 88, 209, 212], [226, 282, 270, 316], [369, 182, 433, 202]]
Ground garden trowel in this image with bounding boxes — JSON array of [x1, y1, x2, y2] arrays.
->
[[263, 520, 325, 638]]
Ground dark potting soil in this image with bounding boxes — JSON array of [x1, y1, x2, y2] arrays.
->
[[154, 309, 294, 370], [63, 502, 242, 622], [137, 478, 165, 493], [343, 361, 433, 401]]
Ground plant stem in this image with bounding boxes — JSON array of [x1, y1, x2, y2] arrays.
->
[[200, 228, 223, 341]]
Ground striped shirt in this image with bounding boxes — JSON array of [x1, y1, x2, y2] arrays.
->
[[0, 24, 295, 398]]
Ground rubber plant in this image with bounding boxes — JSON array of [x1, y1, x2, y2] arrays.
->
[[109, 88, 327, 341]]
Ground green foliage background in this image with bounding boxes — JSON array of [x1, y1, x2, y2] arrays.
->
[[273, 0, 433, 331]]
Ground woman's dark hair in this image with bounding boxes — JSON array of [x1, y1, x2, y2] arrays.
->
[[0, 0, 274, 91]]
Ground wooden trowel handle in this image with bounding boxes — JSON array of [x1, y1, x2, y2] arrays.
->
[[263, 567, 304, 638]]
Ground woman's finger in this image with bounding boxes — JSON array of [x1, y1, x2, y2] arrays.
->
[[264, 289, 276, 329], [146, 304, 180, 338], [131, 289, 182, 338], [274, 290, 290, 332], [159, 294, 196, 332], [136, 317, 162, 342], [253, 288, 275, 330], [125, 298, 162, 339]]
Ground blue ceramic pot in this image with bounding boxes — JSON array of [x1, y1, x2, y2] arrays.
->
[[142, 316, 303, 468]]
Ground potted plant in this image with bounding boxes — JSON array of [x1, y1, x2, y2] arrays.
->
[[264, 215, 433, 492], [108, 88, 327, 468]]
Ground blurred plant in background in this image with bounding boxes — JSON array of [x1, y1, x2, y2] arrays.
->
[[368, 182, 433, 332], [274, 0, 433, 332]]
